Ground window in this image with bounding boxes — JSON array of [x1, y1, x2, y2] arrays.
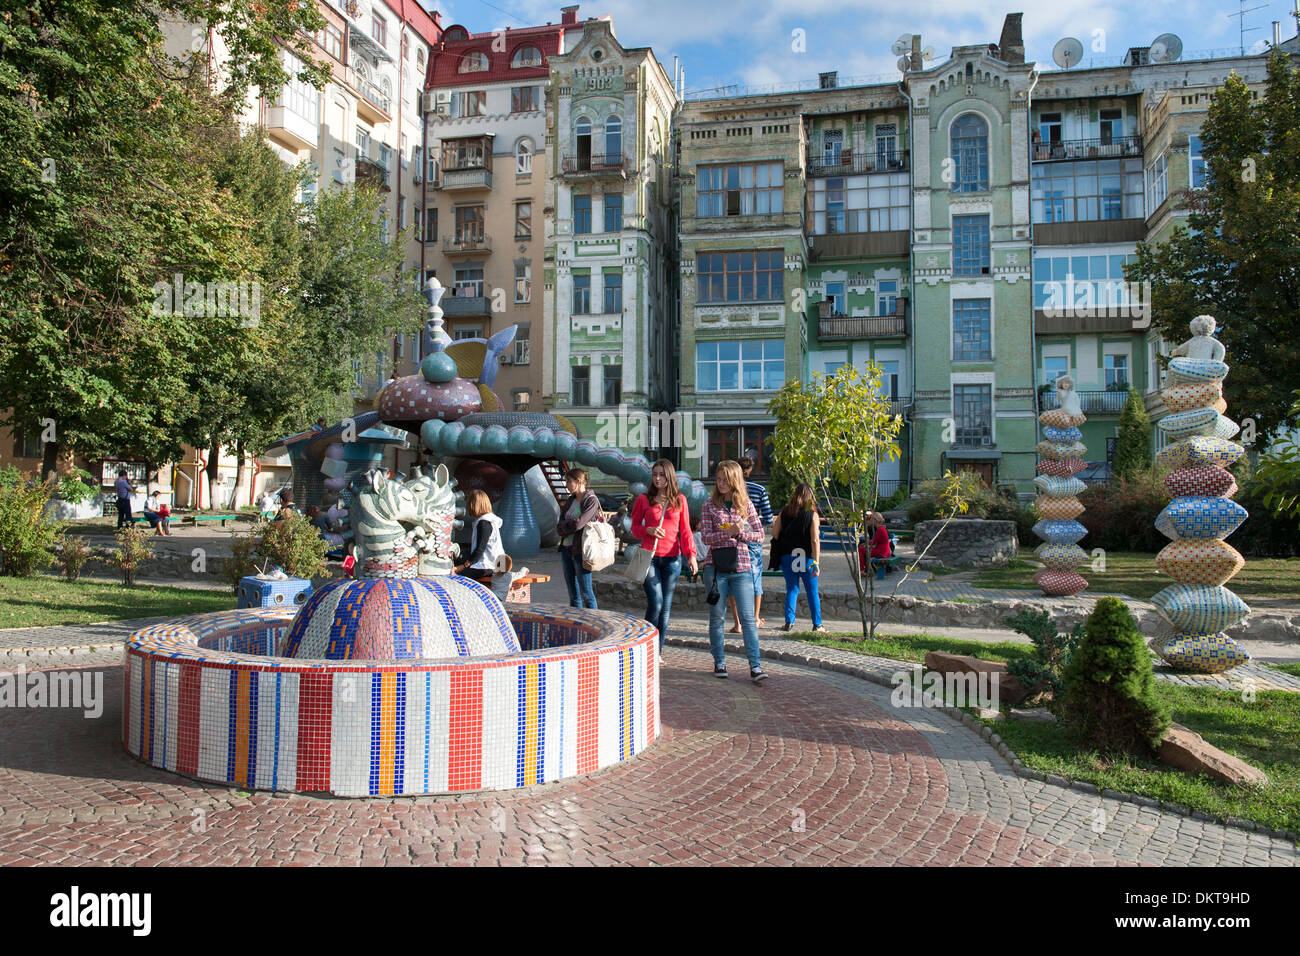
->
[[413, 206, 422, 236], [572, 274, 591, 313], [1042, 355, 1069, 384], [397, 200, 406, 230], [604, 116, 622, 162], [1099, 108, 1123, 145], [953, 299, 991, 360], [951, 114, 989, 192], [695, 339, 785, 391], [696, 162, 783, 217], [371, 14, 386, 46], [1039, 111, 1063, 146], [877, 359, 901, 401], [823, 128, 843, 166], [401, 35, 408, 60], [1033, 250, 1138, 309], [453, 265, 483, 297], [14, 428, 42, 459], [514, 201, 531, 239], [571, 366, 590, 405], [603, 272, 622, 313], [953, 385, 992, 446], [573, 194, 592, 234], [952, 215, 990, 276], [604, 193, 622, 232], [1031, 158, 1143, 223], [824, 281, 845, 315], [875, 124, 898, 168], [515, 139, 532, 174], [511, 45, 543, 68], [602, 365, 622, 406], [425, 208, 438, 242], [427, 149, 439, 182], [696, 251, 784, 304], [575, 117, 592, 168], [276, 57, 319, 123], [1189, 135, 1207, 189], [810, 172, 909, 233], [459, 50, 488, 73], [1146, 152, 1168, 213], [453, 324, 483, 341], [706, 425, 775, 476], [511, 86, 540, 112], [1104, 353, 1129, 389], [452, 90, 486, 117], [877, 279, 898, 316], [515, 262, 531, 303], [318, 23, 343, 60], [454, 205, 484, 243], [441, 137, 488, 170], [356, 126, 371, 161]]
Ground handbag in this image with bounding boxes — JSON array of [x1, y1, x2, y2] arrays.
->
[[623, 503, 665, 582], [711, 546, 739, 574], [581, 508, 617, 572]]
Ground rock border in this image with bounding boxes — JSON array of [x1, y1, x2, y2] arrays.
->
[[666, 634, 1300, 846]]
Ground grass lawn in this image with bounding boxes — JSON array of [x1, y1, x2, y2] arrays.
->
[[972, 549, 1300, 601], [791, 630, 1032, 665], [0, 576, 234, 628], [1265, 661, 1300, 679]]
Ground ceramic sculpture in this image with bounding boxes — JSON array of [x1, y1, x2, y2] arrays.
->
[[1033, 375, 1090, 596], [1151, 315, 1250, 673]]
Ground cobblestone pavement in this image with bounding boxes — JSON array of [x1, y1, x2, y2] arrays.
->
[[0, 644, 1294, 866]]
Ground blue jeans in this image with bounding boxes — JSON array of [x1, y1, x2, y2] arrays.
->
[[643, 555, 681, 651], [706, 567, 760, 672], [781, 554, 822, 628], [560, 548, 597, 608]]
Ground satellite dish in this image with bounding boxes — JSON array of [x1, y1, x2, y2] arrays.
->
[[1052, 37, 1084, 69], [1149, 33, 1183, 63], [921, 46, 935, 61], [897, 55, 910, 73], [892, 35, 912, 56]]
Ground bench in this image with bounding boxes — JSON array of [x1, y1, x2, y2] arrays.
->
[[505, 573, 551, 604], [181, 513, 240, 528]]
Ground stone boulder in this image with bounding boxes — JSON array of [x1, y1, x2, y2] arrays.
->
[[1158, 723, 1268, 787], [913, 518, 1017, 569], [923, 651, 1029, 707]]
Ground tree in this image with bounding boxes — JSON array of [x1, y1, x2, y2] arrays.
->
[[1113, 386, 1152, 480], [1127, 54, 1300, 445], [767, 364, 903, 639], [1252, 390, 1300, 524]]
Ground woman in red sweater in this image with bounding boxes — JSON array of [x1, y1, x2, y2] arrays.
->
[[630, 459, 699, 655]]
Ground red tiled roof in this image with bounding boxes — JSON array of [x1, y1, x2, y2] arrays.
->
[[377, 0, 442, 49], [428, 22, 566, 89]]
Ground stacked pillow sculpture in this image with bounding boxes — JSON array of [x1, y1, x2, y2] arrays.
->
[[1034, 376, 1089, 596], [1151, 316, 1250, 674]]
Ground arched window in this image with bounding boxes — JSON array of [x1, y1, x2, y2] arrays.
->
[[575, 117, 592, 170], [459, 50, 488, 73], [511, 45, 543, 68], [516, 138, 533, 174], [950, 113, 989, 192], [604, 115, 622, 164]]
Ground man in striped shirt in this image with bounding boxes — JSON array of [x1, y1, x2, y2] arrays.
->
[[730, 456, 773, 630]]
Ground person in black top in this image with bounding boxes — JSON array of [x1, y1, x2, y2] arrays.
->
[[770, 483, 825, 632]]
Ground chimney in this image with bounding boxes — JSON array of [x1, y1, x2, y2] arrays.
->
[[561, 5, 579, 25], [998, 13, 1025, 64], [819, 71, 838, 89], [910, 35, 922, 71], [432, 11, 441, 28], [1274, 20, 1282, 47]]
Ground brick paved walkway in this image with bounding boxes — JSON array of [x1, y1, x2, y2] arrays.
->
[[0, 644, 1294, 866]]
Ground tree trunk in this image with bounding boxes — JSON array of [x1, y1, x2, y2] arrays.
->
[[231, 441, 246, 511], [205, 440, 221, 511], [41, 438, 59, 483]]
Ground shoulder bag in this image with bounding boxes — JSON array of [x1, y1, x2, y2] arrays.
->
[[623, 501, 665, 582]]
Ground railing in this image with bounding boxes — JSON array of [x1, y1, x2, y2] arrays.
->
[[873, 479, 911, 499], [354, 157, 389, 190], [886, 397, 912, 419], [1032, 135, 1142, 161], [807, 148, 910, 177], [1038, 388, 1129, 415], [442, 234, 492, 254], [817, 313, 906, 338], [440, 295, 489, 315], [560, 153, 628, 175], [357, 77, 391, 115]]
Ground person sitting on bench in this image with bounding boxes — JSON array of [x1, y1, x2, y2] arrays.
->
[[142, 490, 172, 535], [867, 512, 892, 579], [455, 490, 507, 585]]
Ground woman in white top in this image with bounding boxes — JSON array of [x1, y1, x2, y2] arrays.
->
[[455, 490, 506, 584]]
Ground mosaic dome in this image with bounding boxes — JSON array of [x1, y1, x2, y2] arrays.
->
[[279, 576, 520, 660]]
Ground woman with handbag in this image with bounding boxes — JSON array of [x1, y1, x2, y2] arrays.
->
[[770, 483, 825, 632], [556, 467, 602, 608], [701, 460, 767, 683], [629, 459, 698, 657]]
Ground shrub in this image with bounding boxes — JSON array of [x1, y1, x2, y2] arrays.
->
[[59, 534, 91, 582], [223, 529, 261, 592], [114, 525, 154, 586], [0, 471, 58, 577], [876, 485, 911, 512], [907, 473, 1025, 532], [765, 456, 799, 515], [56, 468, 99, 506], [1113, 386, 1152, 480], [1058, 597, 1169, 756], [1004, 608, 1082, 705], [255, 513, 330, 580], [1077, 471, 1169, 553], [1228, 478, 1300, 557]]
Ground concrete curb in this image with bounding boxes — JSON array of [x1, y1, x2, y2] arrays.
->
[[665, 633, 1300, 847]]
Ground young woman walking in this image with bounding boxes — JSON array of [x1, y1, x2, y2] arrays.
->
[[555, 467, 602, 608], [700, 460, 767, 682], [630, 459, 698, 656], [770, 483, 825, 632]]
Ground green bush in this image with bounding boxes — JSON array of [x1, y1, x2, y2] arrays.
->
[[0, 472, 58, 576], [59, 534, 91, 582], [1077, 471, 1169, 553], [1059, 597, 1169, 756], [876, 485, 911, 512], [114, 525, 154, 586], [1113, 386, 1152, 480], [255, 512, 330, 580], [907, 474, 1030, 536], [1228, 478, 1300, 557], [224, 531, 259, 592], [1004, 608, 1082, 705]]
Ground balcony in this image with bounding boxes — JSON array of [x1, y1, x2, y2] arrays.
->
[[1038, 388, 1129, 415], [885, 396, 913, 419], [438, 166, 493, 191], [816, 304, 907, 339], [354, 76, 391, 123], [1032, 135, 1142, 162], [354, 158, 390, 191], [559, 153, 628, 180], [807, 148, 909, 177], [440, 294, 489, 316], [442, 234, 493, 256], [264, 105, 318, 151]]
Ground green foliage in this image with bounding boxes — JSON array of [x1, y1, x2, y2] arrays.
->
[[876, 485, 911, 512], [1004, 608, 1083, 704], [1229, 477, 1300, 557], [55, 469, 99, 505], [1251, 391, 1300, 526], [1126, 54, 1300, 445], [224, 529, 260, 592], [254, 513, 329, 581], [1059, 597, 1170, 756], [1113, 386, 1152, 481], [58, 535, 92, 582], [1078, 470, 1170, 553], [113, 524, 154, 586], [907, 472, 1010, 525], [0, 473, 59, 577], [764, 455, 799, 515]]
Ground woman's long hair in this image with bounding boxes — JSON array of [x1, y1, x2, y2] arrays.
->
[[710, 460, 752, 515], [464, 489, 492, 519], [650, 458, 681, 510], [781, 482, 816, 520]]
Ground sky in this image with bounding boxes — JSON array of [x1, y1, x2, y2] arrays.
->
[[422, 0, 1300, 93]]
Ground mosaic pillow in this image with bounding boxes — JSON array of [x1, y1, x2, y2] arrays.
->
[[1034, 569, 1088, 596], [1164, 465, 1238, 500], [1038, 408, 1086, 429], [1033, 475, 1087, 498], [1154, 633, 1250, 674], [1155, 539, 1245, 587], [1154, 496, 1248, 541], [1036, 458, 1087, 478], [1033, 519, 1088, 545], [1042, 425, 1083, 443], [1035, 495, 1084, 521], [1156, 436, 1245, 471], [1160, 381, 1222, 414], [1158, 408, 1220, 440], [1036, 440, 1088, 461], [1151, 584, 1250, 634], [1168, 356, 1229, 384], [1034, 542, 1089, 571]]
